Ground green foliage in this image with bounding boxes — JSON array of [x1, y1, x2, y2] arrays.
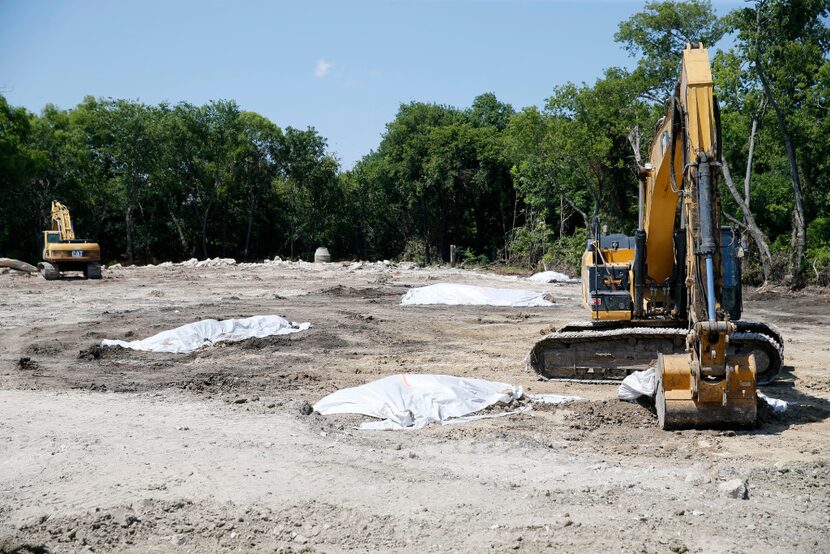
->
[[0, 95, 342, 263], [808, 245, 830, 286], [546, 228, 589, 276], [808, 217, 830, 248], [723, 0, 830, 281], [455, 246, 489, 267], [506, 219, 551, 268], [348, 96, 516, 263], [400, 239, 429, 264], [616, 1, 726, 100]]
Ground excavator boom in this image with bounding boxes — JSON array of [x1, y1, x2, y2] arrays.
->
[[51, 201, 76, 241]]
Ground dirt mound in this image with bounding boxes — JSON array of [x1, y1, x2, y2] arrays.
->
[[234, 335, 294, 350], [78, 345, 105, 361], [16, 357, 39, 371], [24, 342, 64, 356], [0, 537, 48, 554], [214, 329, 349, 353], [13, 498, 405, 552], [319, 284, 401, 299], [564, 399, 656, 430], [170, 372, 243, 393]]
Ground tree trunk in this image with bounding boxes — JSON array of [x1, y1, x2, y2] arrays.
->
[[200, 199, 212, 259], [743, 113, 760, 207], [244, 196, 255, 262], [754, 14, 806, 284], [169, 211, 189, 256], [562, 194, 590, 231], [551, 171, 589, 232], [721, 158, 773, 284], [125, 204, 135, 263], [741, 109, 761, 273]]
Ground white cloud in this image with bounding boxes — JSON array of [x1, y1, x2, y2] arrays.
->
[[314, 59, 333, 78]]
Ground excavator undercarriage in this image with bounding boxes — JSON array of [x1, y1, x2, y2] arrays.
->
[[527, 319, 783, 384]]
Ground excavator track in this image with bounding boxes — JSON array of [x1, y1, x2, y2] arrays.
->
[[526, 320, 782, 385]]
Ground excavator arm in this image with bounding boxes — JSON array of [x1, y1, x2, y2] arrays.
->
[[650, 45, 757, 429], [51, 201, 76, 241]]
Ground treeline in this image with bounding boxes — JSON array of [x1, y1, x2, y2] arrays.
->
[[0, 96, 347, 263], [1, 0, 829, 285]]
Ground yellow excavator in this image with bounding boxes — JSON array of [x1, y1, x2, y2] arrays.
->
[[39, 201, 102, 280], [527, 45, 783, 429]]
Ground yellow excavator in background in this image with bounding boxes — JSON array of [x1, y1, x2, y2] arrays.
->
[[39, 201, 102, 280], [527, 45, 783, 429]]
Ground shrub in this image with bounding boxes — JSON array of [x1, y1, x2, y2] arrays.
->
[[400, 239, 427, 264], [505, 220, 551, 268], [807, 244, 830, 286], [545, 228, 588, 275]]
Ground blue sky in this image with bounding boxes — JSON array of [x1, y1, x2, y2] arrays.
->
[[0, 0, 743, 168]]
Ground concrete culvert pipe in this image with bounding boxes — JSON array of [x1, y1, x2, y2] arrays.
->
[[314, 247, 331, 263]]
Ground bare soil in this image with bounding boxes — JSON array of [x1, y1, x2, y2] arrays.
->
[[1, 262, 829, 553]]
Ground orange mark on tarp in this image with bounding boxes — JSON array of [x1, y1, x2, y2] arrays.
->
[[401, 375, 412, 388]]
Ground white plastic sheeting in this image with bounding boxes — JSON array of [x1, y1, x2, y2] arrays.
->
[[178, 257, 237, 268], [401, 283, 553, 307], [527, 271, 578, 283], [530, 393, 583, 405], [618, 367, 657, 401], [314, 374, 525, 430], [101, 315, 310, 354], [757, 391, 788, 414]]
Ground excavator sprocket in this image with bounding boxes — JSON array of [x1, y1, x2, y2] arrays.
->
[[526, 320, 782, 384]]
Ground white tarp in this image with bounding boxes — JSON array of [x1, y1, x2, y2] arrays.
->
[[757, 391, 789, 414], [530, 393, 583, 405], [619, 368, 789, 414], [401, 283, 553, 307], [618, 367, 657, 401], [527, 271, 578, 283], [178, 257, 237, 268], [314, 374, 525, 430], [101, 315, 310, 354]]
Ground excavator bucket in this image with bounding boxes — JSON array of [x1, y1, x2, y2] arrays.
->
[[655, 353, 757, 430]]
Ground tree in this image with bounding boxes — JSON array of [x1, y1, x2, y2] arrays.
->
[[727, 0, 830, 284], [276, 126, 340, 258], [232, 112, 284, 260], [616, 0, 726, 101], [0, 96, 37, 258], [469, 92, 515, 131]]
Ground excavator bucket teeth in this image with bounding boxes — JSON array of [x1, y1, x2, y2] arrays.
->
[[655, 354, 757, 430]]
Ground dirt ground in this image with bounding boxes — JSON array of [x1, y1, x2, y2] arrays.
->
[[1, 261, 829, 553]]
